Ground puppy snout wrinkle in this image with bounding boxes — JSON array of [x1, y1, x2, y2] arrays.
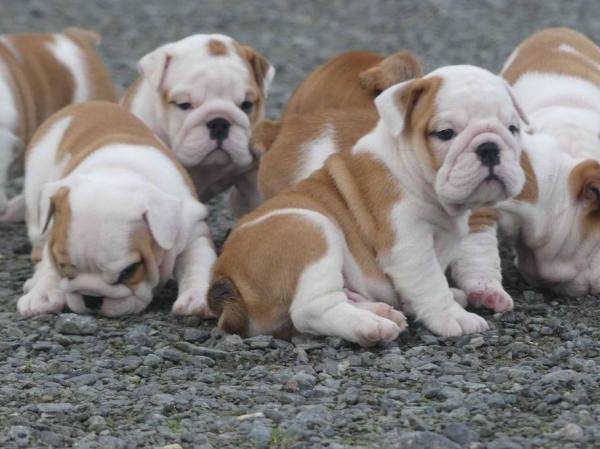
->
[[82, 294, 104, 311], [476, 142, 500, 167], [207, 117, 231, 142]]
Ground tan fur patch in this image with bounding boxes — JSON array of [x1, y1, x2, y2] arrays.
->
[[0, 30, 117, 176], [468, 207, 502, 233], [258, 108, 379, 199], [569, 159, 600, 233], [208, 39, 228, 56], [127, 227, 163, 287], [514, 151, 539, 203], [27, 101, 196, 196], [397, 76, 443, 170], [503, 27, 600, 86], [250, 119, 281, 157], [47, 186, 73, 276]]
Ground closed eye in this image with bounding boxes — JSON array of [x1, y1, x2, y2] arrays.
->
[[115, 262, 142, 284], [171, 101, 192, 111], [509, 125, 519, 135]]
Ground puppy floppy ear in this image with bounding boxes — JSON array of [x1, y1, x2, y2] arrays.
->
[[138, 47, 172, 90], [503, 80, 529, 126], [570, 160, 600, 209], [239, 46, 275, 95], [359, 51, 423, 93], [39, 182, 70, 235], [250, 119, 281, 157], [143, 190, 181, 250], [375, 76, 442, 138]]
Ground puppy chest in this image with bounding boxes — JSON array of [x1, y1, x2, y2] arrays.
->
[[433, 218, 468, 269]]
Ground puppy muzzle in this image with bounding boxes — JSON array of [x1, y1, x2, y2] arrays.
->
[[173, 100, 251, 167]]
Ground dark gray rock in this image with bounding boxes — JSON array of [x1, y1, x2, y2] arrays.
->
[[395, 431, 461, 449], [54, 314, 97, 335]]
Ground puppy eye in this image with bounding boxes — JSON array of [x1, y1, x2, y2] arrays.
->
[[116, 262, 141, 284], [509, 125, 519, 135], [433, 129, 456, 141], [173, 102, 192, 111], [240, 101, 253, 113]]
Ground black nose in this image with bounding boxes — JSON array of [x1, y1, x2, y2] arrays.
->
[[476, 142, 501, 167], [82, 294, 104, 311], [206, 117, 230, 142]]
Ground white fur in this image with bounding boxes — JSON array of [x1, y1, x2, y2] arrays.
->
[[125, 33, 274, 217], [294, 125, 336, 185], [19, 113, 216, 317]]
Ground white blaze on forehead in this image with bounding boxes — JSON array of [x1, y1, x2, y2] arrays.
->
[[558, 43, 600, 70], [163, 34, 251, 101], [430, 65, 514, 121], [47, 34, 89, 103]]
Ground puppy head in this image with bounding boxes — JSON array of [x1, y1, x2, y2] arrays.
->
[[375, 65, 527, 214], [517, 154, 600, 296], [137, 34, 275, 168], [41, 177, 207, 316]]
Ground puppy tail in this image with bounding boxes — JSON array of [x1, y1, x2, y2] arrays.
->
[[251, 119, 281, 157], [359, 51, 423, 93], [207, 276, 248, 336]]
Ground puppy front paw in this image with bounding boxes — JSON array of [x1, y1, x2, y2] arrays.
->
[[423, 303, 489, 337], [17, 288, 66, 317], [172, 288, 216, 318], [468, 288, 514, 312]]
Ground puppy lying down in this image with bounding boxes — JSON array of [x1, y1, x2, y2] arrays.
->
[[208, 65, 527, 345], [18, 102, 216, 318]]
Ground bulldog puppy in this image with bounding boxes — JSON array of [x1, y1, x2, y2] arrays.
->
[[258, 50, 422, 199], [122, 34, 275, 217], [208, 66, 527, 345], [0, 28, 118, 221], [452, 27, 600, 303], [18, 102, 216, 318]]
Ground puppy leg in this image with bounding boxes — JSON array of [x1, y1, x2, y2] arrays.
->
[[18, 245, 66, 316], [381, 228, 489, 337], [229, 168, 261, 217], [290, 225, 402, 346], [452, 223, 513, 313], [172, 235, 217, 318]]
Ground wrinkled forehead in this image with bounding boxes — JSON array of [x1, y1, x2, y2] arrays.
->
[[165, 35, 254, 99], [431, 66, 514, 121]]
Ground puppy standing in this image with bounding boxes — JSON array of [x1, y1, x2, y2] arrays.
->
[[0, 28, 118, 220], [453, 28, 600, 302], [122, 34, 274, 217], [209, 66, 526, 345], [258, 50, 422, 199], [18, 102, 216, 318]]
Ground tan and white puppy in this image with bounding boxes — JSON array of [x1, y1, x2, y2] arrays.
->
[[18, 102, 216, 318], [453, 28, 600, 304], [0, 28, 118, 221], [122, 34, 274, 217], [208, 66, 527, 345], [258, 50, 422, 199]]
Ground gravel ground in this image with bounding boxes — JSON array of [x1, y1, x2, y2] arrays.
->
[[0, 1, 599, 448]]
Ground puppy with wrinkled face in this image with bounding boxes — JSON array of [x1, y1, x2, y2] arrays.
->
[[122, 34, 275, 217], [0, 28, 118, 222], [18, 102, 216, 318], [453, 27, 600, 301], [208, 66, 527, 345]]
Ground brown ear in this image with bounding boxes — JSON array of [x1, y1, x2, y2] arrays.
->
[[359, 51, 423, 93], [63, 27, 101, 47], [570, 160, 600, 207], [42, 186, 70, 234], [251, 119, 281, 157], [239, 46, 275, 93]]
